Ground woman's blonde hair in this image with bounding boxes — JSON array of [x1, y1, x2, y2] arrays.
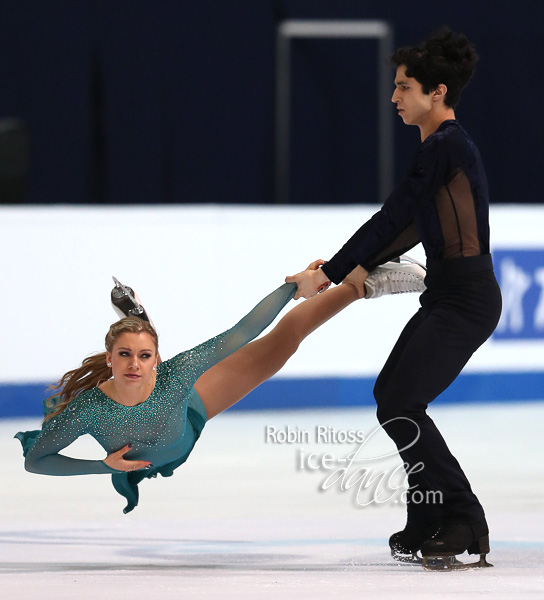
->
[[44, 317, 159, 423]]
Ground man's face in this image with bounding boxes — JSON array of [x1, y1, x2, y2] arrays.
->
[[391, 65, 433, 127]]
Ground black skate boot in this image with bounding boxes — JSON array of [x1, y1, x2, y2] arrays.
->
[[389, 523, 440, 564], [420, 520, 493, 571], [111, 276, 152, 323]]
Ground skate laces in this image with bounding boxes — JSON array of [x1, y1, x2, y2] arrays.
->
[[377, 266, 422, 294]]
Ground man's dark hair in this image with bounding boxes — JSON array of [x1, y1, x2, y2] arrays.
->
[[391, 28, 479, 108]]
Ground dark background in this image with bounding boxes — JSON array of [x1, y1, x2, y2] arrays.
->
[[0, 1, 541, 205]]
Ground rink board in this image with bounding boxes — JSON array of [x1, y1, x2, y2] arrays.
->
[[1, 205, 543, 418], [2, 372, 544, 419]]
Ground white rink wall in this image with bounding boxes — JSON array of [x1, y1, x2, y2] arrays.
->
[[1, 204, 544, 387]]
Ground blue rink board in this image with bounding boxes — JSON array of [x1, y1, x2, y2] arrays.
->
[[1, 373, 543, 418]]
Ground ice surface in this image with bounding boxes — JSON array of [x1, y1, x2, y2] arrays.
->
[[2, 402, 543, 599]]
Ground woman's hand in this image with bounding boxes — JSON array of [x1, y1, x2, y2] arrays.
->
[[104, 445, 152, 472], [285, 259, 331, 300]]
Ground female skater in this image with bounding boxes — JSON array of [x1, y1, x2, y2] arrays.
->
[[286, 29, 501, 570], [16, 259, 424, 514]]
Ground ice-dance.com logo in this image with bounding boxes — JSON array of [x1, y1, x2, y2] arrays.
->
[[265, 417, 443, 508]]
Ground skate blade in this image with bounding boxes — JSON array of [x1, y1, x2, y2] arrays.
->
[[111, 276, 153, 326], [392, 553, 462, 568], [422, 553, 493, 571], [112, 275, 133, 296], [111, 300, 152, 324]]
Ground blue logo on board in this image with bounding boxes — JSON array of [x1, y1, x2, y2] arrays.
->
[[493, 250, 544, 339]]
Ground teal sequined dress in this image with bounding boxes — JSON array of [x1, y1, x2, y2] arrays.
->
[[15, 283, 295, 513]]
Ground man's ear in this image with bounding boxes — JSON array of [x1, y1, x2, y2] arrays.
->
[[432, 84, 448, 102]]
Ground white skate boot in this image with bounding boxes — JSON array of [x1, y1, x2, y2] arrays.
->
[[365, 255, 426, 299]]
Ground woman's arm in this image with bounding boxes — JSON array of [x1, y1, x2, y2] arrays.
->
[[167, 282, 297, 385], [15, 402, 122, 476]]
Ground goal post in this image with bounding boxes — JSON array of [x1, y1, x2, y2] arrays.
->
[[275, 20, 394, 204]]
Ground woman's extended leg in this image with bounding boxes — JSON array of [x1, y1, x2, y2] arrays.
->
[[194, 280, 361, 419]]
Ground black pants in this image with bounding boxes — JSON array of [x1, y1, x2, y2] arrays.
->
[[374, 254, 502, 527]]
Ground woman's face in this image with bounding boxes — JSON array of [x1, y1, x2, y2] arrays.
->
[[106, 332, 158, 390]]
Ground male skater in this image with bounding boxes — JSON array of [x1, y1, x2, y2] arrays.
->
[[286, 28, 501, 570]]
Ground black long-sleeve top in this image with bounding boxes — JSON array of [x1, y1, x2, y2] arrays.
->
[[322, 120, 491, 284]]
